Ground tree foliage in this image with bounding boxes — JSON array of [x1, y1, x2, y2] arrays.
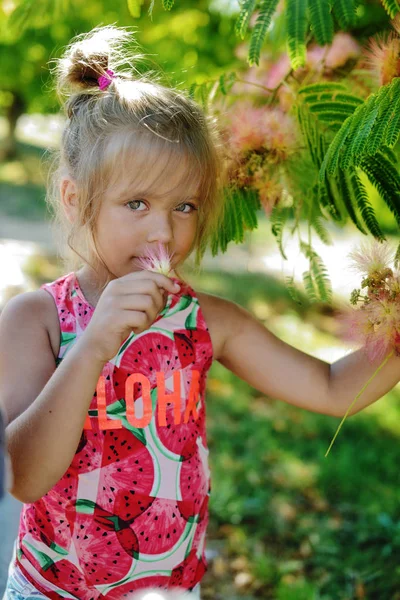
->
[[1, 0, 399, 305]]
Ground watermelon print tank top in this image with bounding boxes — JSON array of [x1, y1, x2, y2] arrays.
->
[[12, 270, 213, 598]]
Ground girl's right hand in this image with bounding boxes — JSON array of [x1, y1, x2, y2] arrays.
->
[[81, 271, 180, 364]]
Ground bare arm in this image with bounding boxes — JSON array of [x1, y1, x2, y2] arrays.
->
[[217, 298, 400, 417], [0, 293, 105, 503]]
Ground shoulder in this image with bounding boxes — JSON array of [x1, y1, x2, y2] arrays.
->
[[196, 290, 248, 363], [1, 289, 49, 321], [1, 289, 60, 360]]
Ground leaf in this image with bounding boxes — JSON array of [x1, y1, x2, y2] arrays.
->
[[318, 117, 353, 180], [209, 186, 260, 257], [319, 78, 400, 177], [300, 241, 332, 303], [347, 171, 385, 241], [162, 0, 175, 10], [127, 0, 144, 18], [235, 0, 257, 39], [384, 82, 400, 147], [219, 72, 237, 96], [298, 82, 347, 95], [332, 0, 356, 28], [336, 170, 367, 235], [286, 0, 308, 69], [359, 153, 400, 229], [341, 104, 379, 170], [248, 0, 280, 66], [380, 0, 400, 18], [270, 204, 291, 260], [311, 215, 333, 245], [308, 0, 334, 46], [302, 269, 319, 302], [285, 275, 304, 306]]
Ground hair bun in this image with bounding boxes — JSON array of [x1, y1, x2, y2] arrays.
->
[[51, 25, 139, 99]]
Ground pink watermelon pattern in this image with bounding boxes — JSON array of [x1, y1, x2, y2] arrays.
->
[[13, 271, 213, 596]]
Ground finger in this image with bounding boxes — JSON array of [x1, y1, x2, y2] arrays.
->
[[122, 271, 180, 294]]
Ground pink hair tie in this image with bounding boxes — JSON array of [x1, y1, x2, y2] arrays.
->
[[98, 69, 116, 91]]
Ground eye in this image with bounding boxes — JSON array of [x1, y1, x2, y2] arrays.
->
[[176, 203, 198, 214], [126, 200, 146, 211], [126, 200, 198, 214]]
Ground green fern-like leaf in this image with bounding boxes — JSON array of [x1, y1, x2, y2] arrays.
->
[[319, 116, 352, 180], [341, 104, 379, 170], [380, 0, 400, 18], [311, 215, 333, 245], [285, 275, 305, 306], [336, 170, 367, 235], [320, 78, 400, 178], [162, 0, 174, 10], [318, 179, 343, 221], [342, 82, 400, 166], [302, 269, 319, 302], [308, 101, 359, 117], [196, 82, 213, 113], [308, 0, 334, 46], [188, 83, 197, 99], [384, 81, 400, 147], [297, 104, 319, 166], [359, 153, 400, 229], [235, 0, 257, 39], [380, 145, 399, 166], [219, 72, 237, 96], [270, 204, 291, 260], [300, 241, 332, 303], [286, 0, 308, 69], [242, 188, 262, 229], [365, 83, 399, 155], [298, 82, 347, 95], [332, 0, 356, 28], [303, 92, 363, 107], [348, 171, 386, 241], [248, 0, 280, 66], [210, 186, 260, 256]]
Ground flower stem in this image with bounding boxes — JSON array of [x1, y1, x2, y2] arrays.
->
[[325, 349, 395, 457]]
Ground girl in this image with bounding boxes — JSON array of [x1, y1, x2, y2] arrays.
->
[[1, 24, 400, 600]]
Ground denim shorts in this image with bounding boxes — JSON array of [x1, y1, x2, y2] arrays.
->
[[2, 564, 201, 599]]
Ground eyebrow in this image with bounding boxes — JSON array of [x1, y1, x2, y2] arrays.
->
[[121, 191, 200, 203]]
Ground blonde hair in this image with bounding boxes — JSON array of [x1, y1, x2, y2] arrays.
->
[[44, 24, 227, 290]]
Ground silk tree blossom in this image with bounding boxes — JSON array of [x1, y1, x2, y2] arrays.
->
[[220, 102, 298, 216], [326, 239, 400, 455], [362, 13, 400, 85], [135, 241, 175, 276], [224, 101, 297, 157], [307, 32, 361, 71]]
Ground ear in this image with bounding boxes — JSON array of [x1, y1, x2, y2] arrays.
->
[[60, 178, 78, 224]]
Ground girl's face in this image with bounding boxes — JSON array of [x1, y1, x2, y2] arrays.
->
[[94, 146, 201, 280]]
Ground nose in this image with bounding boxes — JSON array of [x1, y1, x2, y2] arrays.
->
[[146, 212, 174, 246]]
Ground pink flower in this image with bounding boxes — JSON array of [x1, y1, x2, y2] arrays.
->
[[135, 241, 175, 276], [336, 240, 400, 362], [362, 23, 400, 86], [347, 238, 394, 277], [225, 102, 270, 153], [307, 33, 361, 71], [223, 101, 298, 158]]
